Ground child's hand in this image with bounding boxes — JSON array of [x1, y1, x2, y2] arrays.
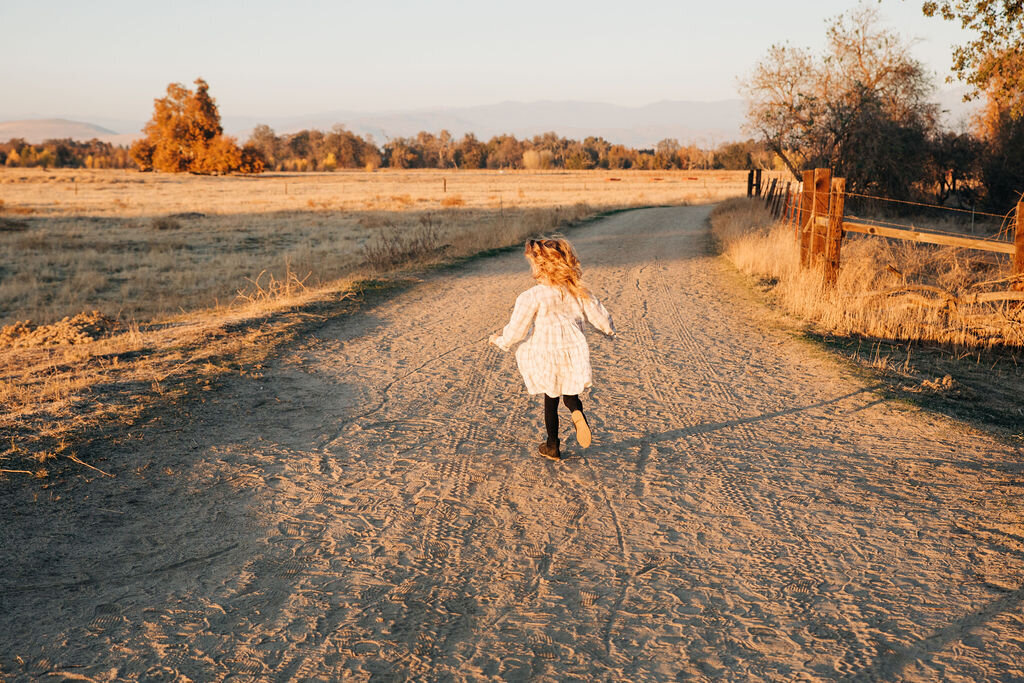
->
[[488, 333, 501, 346]]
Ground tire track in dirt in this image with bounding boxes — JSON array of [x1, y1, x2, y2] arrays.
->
[[2, 206, 1023, 681]]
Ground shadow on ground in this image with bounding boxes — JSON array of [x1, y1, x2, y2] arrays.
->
[[810, 334, 1024, 442]]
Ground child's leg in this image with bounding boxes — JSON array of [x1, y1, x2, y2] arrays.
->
[[562, 394, 583, 413], [562, 394, 592, 448], [543, 394, 560, 445]]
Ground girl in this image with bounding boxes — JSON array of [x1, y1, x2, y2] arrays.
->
[[490, 237, 615, 460]]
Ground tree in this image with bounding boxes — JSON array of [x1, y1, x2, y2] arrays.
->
[[384, 138, 418, 168], [486, 135, 523, 169], [654, 138, 681, 169], [921, 1, 1024, 115], [454, 133, 487, 169], [564, 140, 597, 169], [196, 134, 242, 174], [924, 130, 980, 204], [247, 124, 280, 169], [741, 6, 937, 196], [131, 78, 257, 174], [920, 3, 1023, 208], [238, 144, 266, 173]]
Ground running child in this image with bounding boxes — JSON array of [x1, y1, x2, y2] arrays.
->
[[489, 237, 615, 460]]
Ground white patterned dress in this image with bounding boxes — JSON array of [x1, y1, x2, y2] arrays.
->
[[492, 284, 615, 397]]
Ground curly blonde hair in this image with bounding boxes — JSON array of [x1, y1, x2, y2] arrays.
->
[[525, 237, 589, 300]]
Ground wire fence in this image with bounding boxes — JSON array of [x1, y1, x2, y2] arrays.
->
[[746, 167, 1024, 289], [747, 170, 1021, 243]]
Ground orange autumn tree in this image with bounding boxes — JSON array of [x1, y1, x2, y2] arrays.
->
[[131, 78, 263, 174]]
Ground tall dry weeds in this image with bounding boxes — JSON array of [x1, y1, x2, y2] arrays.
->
[[711, 198, 1023, 348]]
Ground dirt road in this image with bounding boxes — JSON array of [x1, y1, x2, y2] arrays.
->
[[2, 206, 1023, 681]]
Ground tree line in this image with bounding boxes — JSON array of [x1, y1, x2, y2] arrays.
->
[[128, 78, 776, 172], [0, 138, 134, 169], [742, 5, 1023, 211], [0, 128, 774, 174], [244, 125, 773, 172]]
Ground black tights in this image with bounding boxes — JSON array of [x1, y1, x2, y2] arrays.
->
[[544, 394, 583, 444]]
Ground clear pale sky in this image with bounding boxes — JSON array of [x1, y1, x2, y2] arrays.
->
[[0, 0, 975, 122]]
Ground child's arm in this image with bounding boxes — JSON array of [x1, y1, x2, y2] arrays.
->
[[582, 295, 615, 337], [490, 291, 539, 351]]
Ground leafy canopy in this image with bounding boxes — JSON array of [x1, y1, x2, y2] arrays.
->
[[920, 0, 1024, 114], [131, 79, 263, 174], [741, 6, 937, 196]]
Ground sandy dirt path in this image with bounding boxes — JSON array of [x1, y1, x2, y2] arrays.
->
[[2, 206, 1023, 681]]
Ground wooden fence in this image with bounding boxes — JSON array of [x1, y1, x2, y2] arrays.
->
[[748, 168, 1024, 291]]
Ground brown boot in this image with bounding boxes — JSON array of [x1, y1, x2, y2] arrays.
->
[[537, 440, 561, 461]]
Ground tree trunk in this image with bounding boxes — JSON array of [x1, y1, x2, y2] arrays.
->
[[761, 131, 802, 181]]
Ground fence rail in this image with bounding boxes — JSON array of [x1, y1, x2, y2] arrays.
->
[[748, 168, 1024, 288], [815, 216, 1016, 255]]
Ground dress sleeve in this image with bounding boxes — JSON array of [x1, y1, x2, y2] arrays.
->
[[492, 290, 539, 351], [582, 295, 615, 336]]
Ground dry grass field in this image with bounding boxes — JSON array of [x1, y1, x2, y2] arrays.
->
[[710, 197, 1024, 435], [0, 168, 745, 327], [710, 198, 1020, 348], [0, 167, 745, 479]]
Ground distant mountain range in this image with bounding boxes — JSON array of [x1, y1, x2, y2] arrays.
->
[[0, 100, 748, 149], [0, 91, 978, 149], [0, 118, 139, 146], [218, 99, 749, 148]]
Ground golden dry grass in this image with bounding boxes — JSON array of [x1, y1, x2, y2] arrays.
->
[[0, 167, 745, 327], [710, 198, 1023, 348], [0, 167, 746, 480]]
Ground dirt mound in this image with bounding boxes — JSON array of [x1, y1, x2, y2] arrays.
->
[[0, 311, 117, 348]]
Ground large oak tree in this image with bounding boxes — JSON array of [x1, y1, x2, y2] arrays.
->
[[131, 79, 263, 174], [741, 7, 938, 198]]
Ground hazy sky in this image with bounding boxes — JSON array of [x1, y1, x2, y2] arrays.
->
[[0, 0, 975, 122]]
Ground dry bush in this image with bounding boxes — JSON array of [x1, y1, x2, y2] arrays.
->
[[711, 197, 1023, 347], [440, 195, 465, 207], [363, 218, 445, 270], [234, 263, 311, 304]]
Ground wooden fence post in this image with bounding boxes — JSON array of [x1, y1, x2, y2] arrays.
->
[[1015, 201, 1024, 290], [766, 178, 777, 210], [747, 169, 754, 198], [824, 177, 846, 286], [799, 170, 814, 267], [810, 168, 831, 261], [755, 169, 763, 198]]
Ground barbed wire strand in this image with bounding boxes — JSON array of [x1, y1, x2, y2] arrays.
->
[[842, 190, 1011, 220], [785, 183, 1018, 240]]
